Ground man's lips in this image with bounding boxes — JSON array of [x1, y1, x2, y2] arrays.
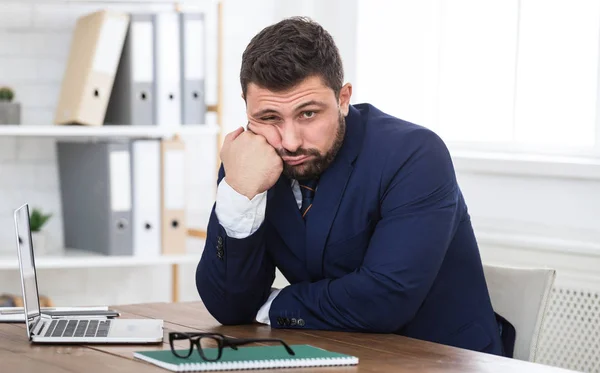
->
[[283, 155, 313, 166]]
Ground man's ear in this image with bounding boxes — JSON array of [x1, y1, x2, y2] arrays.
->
[[338, 83, 353, 116]]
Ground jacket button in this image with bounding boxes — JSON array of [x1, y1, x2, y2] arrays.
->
[[290, 318, 297, 326], [217, 236, 223, 245], [297, 319, 305, 327], [276, 317, 284, 326]]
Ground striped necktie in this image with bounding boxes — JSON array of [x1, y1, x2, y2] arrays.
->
[[298, 179, 318, 219]]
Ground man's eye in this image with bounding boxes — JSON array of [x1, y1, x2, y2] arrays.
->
[[261, 116, 277, 121], [302, 111, 316, 119]]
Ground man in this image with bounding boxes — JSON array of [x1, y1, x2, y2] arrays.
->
[[196, 17, 505, 356]]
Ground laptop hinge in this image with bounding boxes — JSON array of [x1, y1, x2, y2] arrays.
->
[[32, 314, 52, 336]]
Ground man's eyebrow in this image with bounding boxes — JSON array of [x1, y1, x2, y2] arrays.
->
[[294, 100, 327, 111], [251, 108, 280, 118], [251, 100, 327, 117]]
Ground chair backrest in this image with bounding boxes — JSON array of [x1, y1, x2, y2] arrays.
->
[[483, 263, 556, 362]]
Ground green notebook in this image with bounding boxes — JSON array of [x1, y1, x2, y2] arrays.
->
[[133, 344, 358, 372]]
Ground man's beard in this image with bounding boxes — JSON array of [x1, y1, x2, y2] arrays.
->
[[277, 112, 346, 181]]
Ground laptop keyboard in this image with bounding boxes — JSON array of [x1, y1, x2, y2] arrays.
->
[[43, 319, 111, 338]]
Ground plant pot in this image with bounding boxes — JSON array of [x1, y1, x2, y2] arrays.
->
[[31, 231, 48, 256], [0, 102, 21, 125]]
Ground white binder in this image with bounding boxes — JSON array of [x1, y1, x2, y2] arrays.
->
[[154, 12, 182, 128], [105, 13, 156, 126], [180, 12, 206, 125], [131, 140, 162, 257]]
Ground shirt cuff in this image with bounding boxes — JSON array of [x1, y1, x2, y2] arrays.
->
[[255, 288, 282, 325], [215, 178, 267, 239]]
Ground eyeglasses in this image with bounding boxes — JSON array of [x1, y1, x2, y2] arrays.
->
[[169, 332, 296, 361]]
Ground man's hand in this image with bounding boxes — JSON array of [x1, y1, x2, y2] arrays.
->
[[220, 126, 283, 200]]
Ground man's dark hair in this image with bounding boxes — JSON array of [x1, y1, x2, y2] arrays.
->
[[240, 17, 344, 99]]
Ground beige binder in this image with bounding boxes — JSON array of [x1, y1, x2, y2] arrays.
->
[[161, 137, 187, 255], [54, 10, 129, 126]]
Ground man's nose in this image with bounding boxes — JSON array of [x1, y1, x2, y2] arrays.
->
[[280, 122, 302, 153]]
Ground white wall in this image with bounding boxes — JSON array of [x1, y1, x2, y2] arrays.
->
[[220, 0, 276, 135], [456, 168, 600, 292]]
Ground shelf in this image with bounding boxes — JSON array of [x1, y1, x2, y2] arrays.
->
[[0, 249, 202, 270], [174, 125, 221, 137], [0, 125, 220, 139]]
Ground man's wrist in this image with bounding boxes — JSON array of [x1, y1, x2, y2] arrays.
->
[[224, 176, 260, 200], [215, 179, 267, 239], [255, 288, 283, 325]]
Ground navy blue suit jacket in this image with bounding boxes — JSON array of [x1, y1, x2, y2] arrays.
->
[[196, 104, 504, 356]]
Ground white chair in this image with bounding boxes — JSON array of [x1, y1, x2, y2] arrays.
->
[[482, 263, 556, 362]]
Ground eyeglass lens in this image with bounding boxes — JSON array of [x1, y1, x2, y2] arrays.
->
[[198, 335, 221, 360]]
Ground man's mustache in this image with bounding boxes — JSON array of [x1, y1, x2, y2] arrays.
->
[[277, 148, 321, 158]]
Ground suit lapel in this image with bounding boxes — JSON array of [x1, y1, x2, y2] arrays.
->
[[305, 106, 366, 280], [267, 176, 306, 263]]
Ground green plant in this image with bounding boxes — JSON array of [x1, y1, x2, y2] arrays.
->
[[29, 208, 52, 233], [0, 86, 14, 102]]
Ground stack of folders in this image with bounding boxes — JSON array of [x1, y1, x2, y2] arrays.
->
[[54, 9, 206, 127], [56, 138, 187, 257]]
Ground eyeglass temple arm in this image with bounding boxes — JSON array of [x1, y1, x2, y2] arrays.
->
[[223, 338, 296, 355]]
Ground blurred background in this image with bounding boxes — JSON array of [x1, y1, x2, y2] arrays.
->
[[0, 0, 599, 371]]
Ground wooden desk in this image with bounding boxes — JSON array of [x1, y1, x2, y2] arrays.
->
[[0, 301, 575, 372]]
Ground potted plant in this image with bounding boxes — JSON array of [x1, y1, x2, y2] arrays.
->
[[29, 208, 52, 255], [0, 86, 21, 125]]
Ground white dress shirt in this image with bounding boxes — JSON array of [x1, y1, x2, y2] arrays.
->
[[214, 178, 302, 325]]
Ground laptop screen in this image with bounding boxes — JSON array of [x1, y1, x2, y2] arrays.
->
[[14, 204, 41, 337]]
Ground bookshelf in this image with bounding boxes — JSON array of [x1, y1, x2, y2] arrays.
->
[[0, 124, 220, 139], [0, 249, 202, 270], [0, 248, 204, 304], [0, 0, 225, 303]]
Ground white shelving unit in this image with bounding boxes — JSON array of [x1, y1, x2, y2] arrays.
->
[[0, 249, 202, 270], [0, 122, 218, 301], [0, 124, 220, 139], [0, 121, 217, 302], [0, 0, 224, 304]]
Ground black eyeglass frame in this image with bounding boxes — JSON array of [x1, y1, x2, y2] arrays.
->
[[168, 332, 296, 361]]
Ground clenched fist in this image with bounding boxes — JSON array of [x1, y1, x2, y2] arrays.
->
[[220, 126, 283, 200]]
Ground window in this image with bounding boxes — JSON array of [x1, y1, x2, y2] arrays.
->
[[354, 0, 600, 156]]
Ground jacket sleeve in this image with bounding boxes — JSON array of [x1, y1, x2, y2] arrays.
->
[[269, 130, 462, 333], [196, 165, 275, 325]]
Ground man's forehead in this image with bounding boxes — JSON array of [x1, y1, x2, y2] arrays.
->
[[246, 77, 334, 108]]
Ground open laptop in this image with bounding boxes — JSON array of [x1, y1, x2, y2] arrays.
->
[[14, 203, 164, 344]]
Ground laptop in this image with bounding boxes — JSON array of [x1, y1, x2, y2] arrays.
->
[[13, 203, 164, 344]]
